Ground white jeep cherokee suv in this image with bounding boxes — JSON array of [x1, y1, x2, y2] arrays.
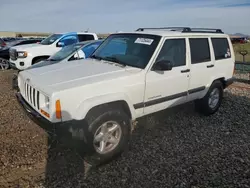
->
[[15, 27, 235, 165], [9, 32, 98, 70]]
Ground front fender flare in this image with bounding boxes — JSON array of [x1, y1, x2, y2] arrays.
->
[[72, 92, 137, 120]]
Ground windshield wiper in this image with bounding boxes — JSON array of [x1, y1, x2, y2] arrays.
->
[[103, 56, 126, 67], [90, 54, 103, 61]]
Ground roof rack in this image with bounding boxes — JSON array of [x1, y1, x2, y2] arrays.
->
[[136, 27, 224, 34]]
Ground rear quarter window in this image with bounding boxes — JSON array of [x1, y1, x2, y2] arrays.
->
[[78, 34, 95, 42], [211, 38, 231, 60]]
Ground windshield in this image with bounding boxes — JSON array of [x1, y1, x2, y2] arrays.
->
[[82, 41, 103, 58], [40, 34, 63, 45], [49, 43, 83, 61], [91, 34, 161, 69]]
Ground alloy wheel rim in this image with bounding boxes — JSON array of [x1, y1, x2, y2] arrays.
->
[[208, 88, 220, 109], [93, 121, 122, 154]]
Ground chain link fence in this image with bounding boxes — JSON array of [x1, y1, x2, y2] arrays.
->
[[234, 62, 250, 84]]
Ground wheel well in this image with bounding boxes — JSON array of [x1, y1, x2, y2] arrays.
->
[[32, 56, 50, 64], [214, 77, 226, 88], [86, 100, 132, 119]]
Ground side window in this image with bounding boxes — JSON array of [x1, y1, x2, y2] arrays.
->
[[156, 39, 186, 67], [78, 34, 95, 42], [189, 38, 211, 64], [211, 38, 231, 60], [59, 35, 78, 46], [82, 42, 101, 58]]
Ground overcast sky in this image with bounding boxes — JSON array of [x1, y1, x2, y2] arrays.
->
[[0, 0, 249, 34]]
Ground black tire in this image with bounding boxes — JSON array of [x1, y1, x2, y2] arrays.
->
[[0, 58, 10, 70], [12, 74, 18, 90], [194, 80, 223, 116], [82, 107, 131, 166]]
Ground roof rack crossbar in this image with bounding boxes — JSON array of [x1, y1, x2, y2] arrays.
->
[[136, 27, 223, 34], [184, 28, 223, 33], [136, 27, 191, 32]]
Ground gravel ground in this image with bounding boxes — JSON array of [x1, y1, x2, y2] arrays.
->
[[0, 70, 250, 188]]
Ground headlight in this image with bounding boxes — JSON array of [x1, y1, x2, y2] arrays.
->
[[17, 51, 28, 58], [45, 96, 50, 109]]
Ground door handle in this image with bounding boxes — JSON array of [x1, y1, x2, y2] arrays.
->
[[181, 69, 190, 73], [207, 64, 214, 68]]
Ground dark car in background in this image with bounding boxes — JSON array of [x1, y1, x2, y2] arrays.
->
[[0, 38, 42, 60], [0, 38, 7, 48]]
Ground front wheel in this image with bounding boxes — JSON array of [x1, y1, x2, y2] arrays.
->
[[0, 58, 10, 70], [195, 80, 223, 116], [83, 109, 131, 166]]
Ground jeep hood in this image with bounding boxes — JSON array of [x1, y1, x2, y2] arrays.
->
[[26, 59, 60, 70], [11, 43, 42, 51], [22, 58, 141, 91]]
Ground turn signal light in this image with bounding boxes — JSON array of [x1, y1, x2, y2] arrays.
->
[[55, 100, 62, 119], [40, 109, 50, 118]]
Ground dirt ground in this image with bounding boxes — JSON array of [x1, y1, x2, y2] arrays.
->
[[0, 70, 250, 188]]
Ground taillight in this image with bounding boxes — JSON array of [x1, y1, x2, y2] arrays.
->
[[1, 42, 6, 46], [233, 63, 235, 75]]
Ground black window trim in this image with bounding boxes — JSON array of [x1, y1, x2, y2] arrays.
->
[[189, 37, 211, 64], [152, 37, 187, 70], [77, 34, 95, 42]]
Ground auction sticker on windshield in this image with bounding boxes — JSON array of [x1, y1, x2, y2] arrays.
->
[[135, 38, 154, 45]]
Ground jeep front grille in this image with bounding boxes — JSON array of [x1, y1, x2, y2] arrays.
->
[[24, 82, 40, 110]]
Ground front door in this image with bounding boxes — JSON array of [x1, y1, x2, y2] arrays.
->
[[143, 38, 190, 115]]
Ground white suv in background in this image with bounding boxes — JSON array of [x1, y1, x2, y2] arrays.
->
[[16, 27, 235, 166], [9, 32, 98, 70]]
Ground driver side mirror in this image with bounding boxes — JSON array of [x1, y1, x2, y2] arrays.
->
[[152, 60, 173, 71], [57, 41, 65, 47]]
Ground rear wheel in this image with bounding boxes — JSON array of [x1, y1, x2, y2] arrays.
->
[[195, 80, 223, 116]]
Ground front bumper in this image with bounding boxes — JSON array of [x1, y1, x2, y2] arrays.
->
[[15, 92, 90, 150], [9, 57, 31, 70], [9, 62, 19, 70]]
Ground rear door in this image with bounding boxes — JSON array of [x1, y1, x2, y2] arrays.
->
[[187, 37, 214, 101]]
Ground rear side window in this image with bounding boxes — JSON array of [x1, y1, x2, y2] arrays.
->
[[211, 38, 231, 60], [78, 34, 95, 42], [189, 38, 211, 64]]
